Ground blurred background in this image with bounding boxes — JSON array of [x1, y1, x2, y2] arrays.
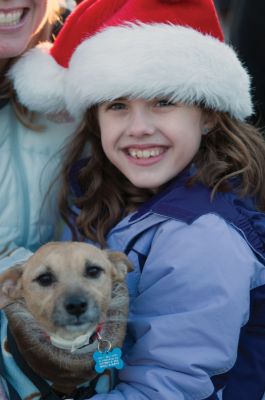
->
[[214, 0, 265, 130]]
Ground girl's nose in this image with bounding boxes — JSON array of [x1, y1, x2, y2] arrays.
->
[[126, 109, 155, 137]]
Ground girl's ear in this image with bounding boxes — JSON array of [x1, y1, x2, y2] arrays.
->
[[0, 266, 24, 308], [202, 110, 217, 133]]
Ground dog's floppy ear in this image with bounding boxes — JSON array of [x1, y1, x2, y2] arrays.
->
[[0, 265, 24, 308], [107, 252, 133, 282]]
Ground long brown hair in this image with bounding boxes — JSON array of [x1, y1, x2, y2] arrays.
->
[[0, 0, 63, 129], [59, 106, 265, 247]]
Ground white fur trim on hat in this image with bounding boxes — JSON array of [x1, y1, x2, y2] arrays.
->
[[65, 23, 252, 120], [9, 23, 252, 120], [8, 42, 67, 114]]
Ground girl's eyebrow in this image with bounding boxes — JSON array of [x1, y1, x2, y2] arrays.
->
[[110, 97, 127, 101]]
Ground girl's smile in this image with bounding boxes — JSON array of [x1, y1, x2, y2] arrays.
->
[[98, 98, 208, 190], [124, 145, 168, 166]]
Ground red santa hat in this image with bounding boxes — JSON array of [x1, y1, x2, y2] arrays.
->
[[9, 0, 252, 120]]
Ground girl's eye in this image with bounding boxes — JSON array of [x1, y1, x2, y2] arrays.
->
[[107, 102, 127, 110], [156, 99, 175, 107]]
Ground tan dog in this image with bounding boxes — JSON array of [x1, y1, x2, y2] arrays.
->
[[0, 242, 132, 397]]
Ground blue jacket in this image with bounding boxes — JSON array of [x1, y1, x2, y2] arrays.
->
[[84, 172, 265, 400]]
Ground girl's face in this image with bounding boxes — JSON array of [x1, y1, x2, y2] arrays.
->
[[98, 98, 207, 190], [0, 0, 50, 60]]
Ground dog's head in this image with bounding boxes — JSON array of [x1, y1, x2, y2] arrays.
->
[[0, 242, 132, 342]]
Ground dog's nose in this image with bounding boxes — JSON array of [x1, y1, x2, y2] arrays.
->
[[64, 295, 88, 317]]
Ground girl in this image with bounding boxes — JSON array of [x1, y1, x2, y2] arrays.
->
[[9, 0, 265, 399]]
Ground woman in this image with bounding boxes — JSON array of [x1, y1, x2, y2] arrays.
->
[[0, 1, 78, 397], [0, 0, 78, 265]]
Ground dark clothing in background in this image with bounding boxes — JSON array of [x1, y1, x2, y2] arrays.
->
[[226, 0, 265, 128], [214, 0, 232, 14]]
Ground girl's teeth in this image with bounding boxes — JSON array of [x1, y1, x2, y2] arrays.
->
[[131, 150, 138, 158], [0, 10, 23, 26], [128, 148, 163, 159]]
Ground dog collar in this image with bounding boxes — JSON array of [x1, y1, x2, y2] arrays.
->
[[49, 323, 104, 353]]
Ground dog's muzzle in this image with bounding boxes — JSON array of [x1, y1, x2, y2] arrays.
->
[[52, 291, 101, 329]]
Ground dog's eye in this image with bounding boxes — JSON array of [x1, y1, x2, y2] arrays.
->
[[84, 265, 103, 279], [34, 272, 56, 287]]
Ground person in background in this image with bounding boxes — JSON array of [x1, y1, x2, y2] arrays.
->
[[9, 0, 265, 399], [213, 0, 232, 38], [214, 0, 232, 18], [215, 0, 265, 130], [0, 0, 78, 398], [229, 0, 265, 130]]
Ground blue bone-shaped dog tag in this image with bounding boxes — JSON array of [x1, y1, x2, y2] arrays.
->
[[93, 347, 124, 373]]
